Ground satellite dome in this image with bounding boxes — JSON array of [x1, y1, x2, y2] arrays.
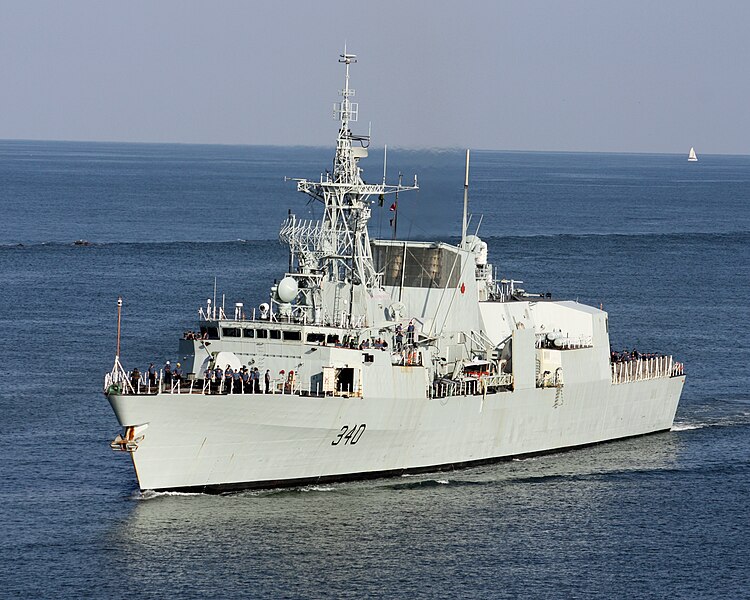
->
[[277, 276, 299, 303]]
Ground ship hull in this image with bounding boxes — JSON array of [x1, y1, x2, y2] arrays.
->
[[108, 375, 685, 492]]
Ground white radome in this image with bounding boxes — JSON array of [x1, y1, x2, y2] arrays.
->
[[277, 276, 299, 303]]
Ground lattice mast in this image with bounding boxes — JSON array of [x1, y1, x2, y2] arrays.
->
[[288, 50, 417, 291]]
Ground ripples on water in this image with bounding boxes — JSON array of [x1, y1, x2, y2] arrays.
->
[[1, 141, 748, 598]]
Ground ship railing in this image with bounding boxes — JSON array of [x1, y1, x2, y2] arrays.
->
[[475, 264, 492, 281], [197, 305, 370, 330], [481, 373, 513, 388], [611, 355, 684, 384], [108, 370, 369, 399], [157, 374, 333, 398], [392, 349, 423, 367], [103, 357, 135, 395], [120, 370, 166, 395], [491, 279, 522, 302], [429, 373, 513, 398]]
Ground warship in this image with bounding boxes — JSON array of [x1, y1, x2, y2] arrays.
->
[[104, 52, 685, 493]]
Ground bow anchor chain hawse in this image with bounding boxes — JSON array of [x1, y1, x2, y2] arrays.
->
[[110, 426, 144, 453]]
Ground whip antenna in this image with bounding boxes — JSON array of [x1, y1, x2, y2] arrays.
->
[[116, 296, 122, 359], [461, 149, 470, 246]]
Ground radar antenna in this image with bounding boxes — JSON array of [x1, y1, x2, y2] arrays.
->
[[286, 50, 418, 294]]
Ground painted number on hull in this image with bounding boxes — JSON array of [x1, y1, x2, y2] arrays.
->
[[331, 424, 366, 446]]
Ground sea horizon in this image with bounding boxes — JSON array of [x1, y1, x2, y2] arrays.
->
[[2, 136, 746, 157]]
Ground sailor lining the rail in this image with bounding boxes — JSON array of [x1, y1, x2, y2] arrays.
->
[[406, 320, 415, 346], [395, 324, 403, 350], [225, 366, 234, 393], [213, 366, 223, 392], [130, 367, 140, 390], [148, 363, 157, 388]]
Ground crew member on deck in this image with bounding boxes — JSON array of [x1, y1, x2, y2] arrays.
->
[[407, 320, 415, 346], [213, 365, 223, 393], [148, 363, 157, 389], [225, 366, 234, 393], [130, 367, 140, 391], [173, 363, 183, 385], [163, 361, 172, 389]]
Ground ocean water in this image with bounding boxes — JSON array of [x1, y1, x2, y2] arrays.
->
[[1, 140, 749, 598]]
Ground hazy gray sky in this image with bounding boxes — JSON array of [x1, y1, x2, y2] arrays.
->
[[1, 1, 747, 153]]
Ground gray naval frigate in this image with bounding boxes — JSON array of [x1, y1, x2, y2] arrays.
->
[[104, 52, 686, 493]]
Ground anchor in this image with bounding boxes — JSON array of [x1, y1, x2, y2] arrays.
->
[[110, 426, 144, 453]]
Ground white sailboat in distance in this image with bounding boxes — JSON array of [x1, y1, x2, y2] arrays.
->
[[688, 147, 698, 162]]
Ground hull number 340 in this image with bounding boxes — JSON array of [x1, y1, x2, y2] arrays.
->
[[331, 424, 366, 446]]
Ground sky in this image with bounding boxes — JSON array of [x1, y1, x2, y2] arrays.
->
[[0, 0, 748, 154]]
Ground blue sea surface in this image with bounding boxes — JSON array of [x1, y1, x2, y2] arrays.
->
[[1, 140, 749, 598]]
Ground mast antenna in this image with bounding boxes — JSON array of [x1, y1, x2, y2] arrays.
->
[[116, 296, 123, 359], [336, 48, 358, 128], [288, 50, 419, 292], [392, 172, 402, 240], [382, 144, 387, 185], [213, 276, 217, 320], [461, 149, 470, 246]]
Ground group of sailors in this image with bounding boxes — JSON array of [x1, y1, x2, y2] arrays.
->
[[394, 321, 416, 351], [203, 365, 271, 394], [339, 323, 417, 352], [183, 330, 207, 340], [127, 360, 275, 394], [358, 337, 388, 350], [180, 320, 419, 353], [126, 318, 422, 392], [316, 334, 391, 350], [129, 362, 171, 390], [611, 348, 662, 363]]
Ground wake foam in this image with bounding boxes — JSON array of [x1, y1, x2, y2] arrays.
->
[[297, 485, 335, 493], [671, 422, 707, 432], [135, 489, 204, 500]]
